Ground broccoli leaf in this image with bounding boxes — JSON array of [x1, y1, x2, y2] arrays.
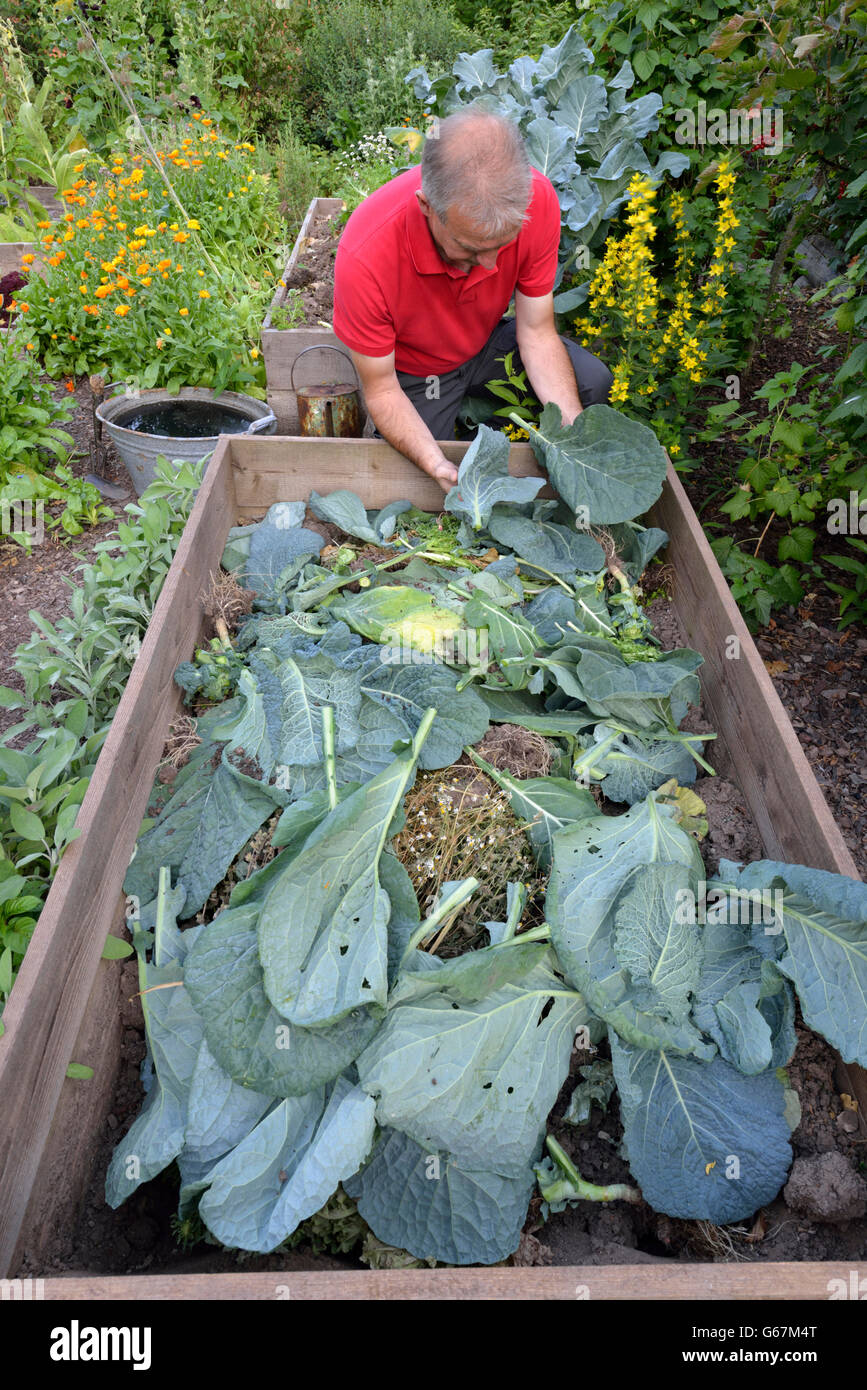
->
[[522, 403, 668, 524], [345, 1127, 536, 1266], [611, 1033, 792, 1223], [444, 424, 545, 530]]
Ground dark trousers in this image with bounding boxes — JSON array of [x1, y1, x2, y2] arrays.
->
[[393, 317, 614, 438]]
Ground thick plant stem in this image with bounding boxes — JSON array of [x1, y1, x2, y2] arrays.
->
[[321, 706, 338, 810], [401, 878, 480, 962], [540, 1136, 642, 1204], [500, 882, 528, 942]]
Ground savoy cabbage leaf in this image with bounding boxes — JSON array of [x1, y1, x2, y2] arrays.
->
[[346, 1126, 536, 1266], [611, 1033, 792, 1223]]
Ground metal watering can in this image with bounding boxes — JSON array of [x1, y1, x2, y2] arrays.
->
[[291, 345, 364, 437]]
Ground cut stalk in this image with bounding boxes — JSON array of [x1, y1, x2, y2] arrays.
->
[[401, 877, 480, 963], [500, 882, 528, 942], [321, 706, 338, 810], [540, 1136, 642, 1204]]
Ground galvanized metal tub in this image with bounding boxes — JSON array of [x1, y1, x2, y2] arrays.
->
[[95, 386, 277, 495]]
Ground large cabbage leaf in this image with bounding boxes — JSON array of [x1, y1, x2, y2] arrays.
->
[[715, 859, 867, 1066], [357, 952, 591, 1178], [257, 728, 432, 1027], [345, 1127, 536, 1266], [611, 1034, 792, 1223], [185, 899, 381, 1096], [522, 404, 669, 525], [195, 1077, 375, 1252], [444, 424, 544, 530]]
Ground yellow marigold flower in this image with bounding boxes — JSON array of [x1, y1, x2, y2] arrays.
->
[[249, 347, 259, 359], [179, 307, 189, 315], [140, 276, 152, 286], [199, 289, 210, 298], [114, 304, 131, 316], [186, 219, 200, 229]]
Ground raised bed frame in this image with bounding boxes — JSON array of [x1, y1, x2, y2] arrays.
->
[[0, 436, 863, 1299], [262, 197, 344, 432]]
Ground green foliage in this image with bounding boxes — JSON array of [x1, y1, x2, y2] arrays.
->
[[0, 456, 202, 1011], [0, 331, 75, 480], [700, 363, 867, 626], [285, 0, 478, 149]]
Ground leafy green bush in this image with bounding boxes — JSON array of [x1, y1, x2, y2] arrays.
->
[[0, 455, 203, 1014], [0, 328, 75, 482], [285, 0, 478, 148]]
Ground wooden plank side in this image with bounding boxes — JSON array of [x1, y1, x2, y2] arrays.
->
[[261, 330, 340, 392], [229, 435, 553, 515], [0, 442, 238, 1278], [648, 465, 859, 879], [12, 912, 124, 1272], [40, 1262, 864, 1301], [6, 438, 865, 1289], [649, 463, 867, 1122]]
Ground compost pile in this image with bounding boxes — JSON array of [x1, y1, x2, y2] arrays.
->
[[111, 404, 867, 1266]]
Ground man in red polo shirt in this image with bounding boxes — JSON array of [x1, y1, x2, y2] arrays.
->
[[333, 106, 612, 492]]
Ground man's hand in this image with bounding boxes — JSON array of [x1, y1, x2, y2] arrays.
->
[[421, 453, 459, 493], [350, 349, 458, 491]]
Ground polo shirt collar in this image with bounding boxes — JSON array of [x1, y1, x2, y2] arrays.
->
[[405, 188, 500, 288]]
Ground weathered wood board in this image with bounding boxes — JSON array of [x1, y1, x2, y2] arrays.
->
[[1, 435, 862, 1297]]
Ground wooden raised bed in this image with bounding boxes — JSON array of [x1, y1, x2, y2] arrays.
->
[[0, 436, 863, 1298], [262, 197, 344, 432]]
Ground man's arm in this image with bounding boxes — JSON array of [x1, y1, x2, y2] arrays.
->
[[350, 349, 458, 493], [514, 289, 582, 426]]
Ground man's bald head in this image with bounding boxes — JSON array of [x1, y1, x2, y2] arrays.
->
[[420, 106, 532, 242]]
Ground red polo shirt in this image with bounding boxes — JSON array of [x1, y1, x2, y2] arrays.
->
[[332, 165, 561, 377]]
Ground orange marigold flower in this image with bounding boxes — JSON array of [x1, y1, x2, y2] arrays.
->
[[65, 377, 75, 387], [179, 307, 189, 316], [37, 219, 51, 229], [22, 253, 35, 264], [156, 258, 172, 271], [94, 285, 114, 298]]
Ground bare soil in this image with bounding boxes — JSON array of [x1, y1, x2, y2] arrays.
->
[[278, 209, 339, 328]]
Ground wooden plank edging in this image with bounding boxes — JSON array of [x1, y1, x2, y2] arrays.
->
[[0, 441, 238, 1276], [37, 1262, 867, 1300]]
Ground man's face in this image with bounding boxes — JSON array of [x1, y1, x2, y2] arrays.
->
[[416, 192, 520, 274]]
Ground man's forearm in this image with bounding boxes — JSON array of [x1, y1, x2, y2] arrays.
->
[[517, 325, 583, 425], [363, 384, 458, 490]]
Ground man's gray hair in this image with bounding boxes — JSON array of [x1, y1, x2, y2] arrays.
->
[[421, 106, 532, 240]]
